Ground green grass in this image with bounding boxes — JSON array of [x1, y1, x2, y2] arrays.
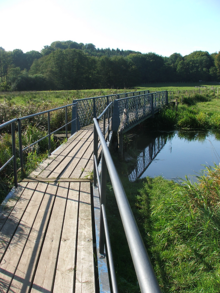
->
[[137, 82, 220, 93], [0, 125, 59, 203], [0, 88, 135, 107], [107, 162, 220, 292], [145, 92, 220, 130]]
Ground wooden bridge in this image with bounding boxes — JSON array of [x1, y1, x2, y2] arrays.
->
[[0, 90, 170, 293]]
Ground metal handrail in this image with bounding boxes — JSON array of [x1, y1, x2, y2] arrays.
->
[[0, 119, 17, 187], [93, 118, 161, 293], [0, 102, 78, 188]]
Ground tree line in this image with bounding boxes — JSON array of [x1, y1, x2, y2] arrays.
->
[[0, 40, 220, 91]]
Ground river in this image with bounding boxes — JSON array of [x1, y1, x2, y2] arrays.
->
[[126, 130, 220, 182]]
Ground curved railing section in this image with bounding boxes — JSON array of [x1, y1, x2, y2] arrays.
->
[[112, 91, 168, 133], [93, 117, 161, 293], [71, 90, 149, 131]]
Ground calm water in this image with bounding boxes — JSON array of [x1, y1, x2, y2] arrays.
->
[[127, 130, 220, 182]]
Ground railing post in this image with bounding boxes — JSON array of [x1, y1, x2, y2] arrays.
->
[[93, 123, 98, 187], [11, 122, 17, 188], [135, 97, 138, 120], [99, 153, 107, 254], [103, 111, 106, 138], [75, 103, 78, 132], [18, 119, 24, 174], [151, 94, 154, 117], [125, 99, 129, 125], [165, 91, 168, 105], [65, 106, 68, 139], [48, 112, 51, 155], [93, 98, 96, 118], [112, 100, 120, 132], [71, 102, 78, 135], [143, 94, 146, 116]]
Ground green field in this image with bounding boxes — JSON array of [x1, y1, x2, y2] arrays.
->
[[138, 82, 220, 92], [0, 82, 219, 108]]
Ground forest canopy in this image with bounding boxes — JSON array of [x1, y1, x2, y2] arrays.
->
[[0, 41, 219, 91]]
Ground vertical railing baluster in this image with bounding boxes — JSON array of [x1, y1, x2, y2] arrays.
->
[[11, 122, 17, 188], [93, 98, 96, 118], [48, 112, 51, 155], [18, 119, 24, 174], [99, 153, 107, 254], [103, 111, 106, 139], [93, 123, 98, 187], [65, 106, 68, 139], [136, 96, 139, 120]]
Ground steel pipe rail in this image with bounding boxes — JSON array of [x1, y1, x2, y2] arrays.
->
[[0, 103, 78, 189], [93, 118, 161, 293], [18, 103, 77, 121]]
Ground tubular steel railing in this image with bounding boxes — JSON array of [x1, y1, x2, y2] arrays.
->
[[0, 119, 18, 188], [72, 90, 149, 130], [0, 103, 78, 187], [93, 118, 161, 293], [112, 91, 168, 133]]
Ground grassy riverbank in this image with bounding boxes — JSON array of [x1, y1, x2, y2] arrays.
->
[[107, 163, 220, 292], [148, 92, 220, 130], [107, 90, 220, 291]]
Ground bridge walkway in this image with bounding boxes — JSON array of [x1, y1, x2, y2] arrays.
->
[[0, 128, 96, 293]]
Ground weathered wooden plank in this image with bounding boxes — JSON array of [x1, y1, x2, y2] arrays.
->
[[81, 140, 93, 160], [80, 130, 93, 142], [0, 182, 28, 231], [52, 130, 87, 156], [29, 155, 57, 178], [0, 182, 47, 292], [70, 158, 90, 179], [48, 140, 87, 179], [38, 131, 89, 178], [69, 141, 93, 178], [53, 182, 79, 293], [75, 182, 95, 293], [60, 140, 93, 179], [0, 182, 37, 262], [30, 182, 68, 293], [23, 178, 90, 183], [80, 158, 93, 179], [8, 183, 58, 293]]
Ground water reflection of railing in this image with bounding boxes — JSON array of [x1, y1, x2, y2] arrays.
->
[[128, 136, 167, 182]]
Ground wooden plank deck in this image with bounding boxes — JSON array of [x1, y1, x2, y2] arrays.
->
[[0, 129, 96, 293]]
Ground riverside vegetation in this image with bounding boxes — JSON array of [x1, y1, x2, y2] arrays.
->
[[107, 89, 220, 292]]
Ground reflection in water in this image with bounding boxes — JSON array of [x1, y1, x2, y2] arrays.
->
[[128, 136, 167, 182], [127, 130, 220, 182]]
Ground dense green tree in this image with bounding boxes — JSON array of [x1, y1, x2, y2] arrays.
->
[[184, 51, 214, 81], [25, 51, 42, 70], [215, 52, 220, 80], [41, 46, 55, 56], [0, 41, 219, 91], [11, 49, 27, 70]]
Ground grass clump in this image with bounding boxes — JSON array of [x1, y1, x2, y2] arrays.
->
[[0, 125, 58, 202], [107, 164, 220, 292], [149, 92, 220, 130]]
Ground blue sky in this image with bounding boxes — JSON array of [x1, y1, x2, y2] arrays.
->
[[0, 0, 219, 57]]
